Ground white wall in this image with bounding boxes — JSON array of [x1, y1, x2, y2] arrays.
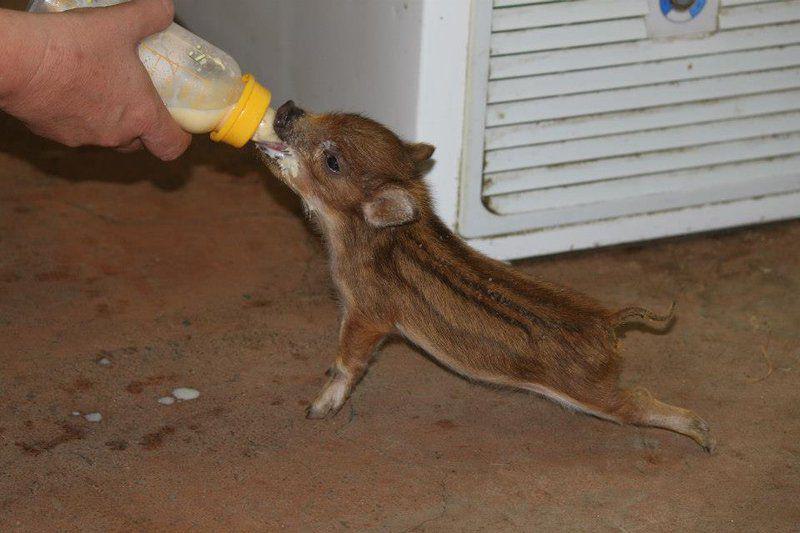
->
[[175, 0, 424, 141], [175, 0, 471, 229]]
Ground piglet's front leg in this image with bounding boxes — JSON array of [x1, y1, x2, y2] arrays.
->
[[306, 315, 388, 419]]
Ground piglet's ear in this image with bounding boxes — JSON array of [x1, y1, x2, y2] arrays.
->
[[363, 187, 418, 228], [406, 142, 435, 163]]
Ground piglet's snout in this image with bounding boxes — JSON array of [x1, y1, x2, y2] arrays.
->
[[274, 100, 305, 140]]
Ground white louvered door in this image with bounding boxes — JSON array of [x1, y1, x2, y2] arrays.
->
[[459, 0, 800, 259]]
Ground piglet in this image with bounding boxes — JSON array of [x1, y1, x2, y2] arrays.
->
[[255, 101, 714, 452]]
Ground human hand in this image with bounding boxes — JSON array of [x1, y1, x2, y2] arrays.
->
[[0, 0, 191, 160]]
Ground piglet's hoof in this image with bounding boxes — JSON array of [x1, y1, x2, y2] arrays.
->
[[306, 378, 349, 419], [305, 404, 330, 419], [305, 395, 344, 419]]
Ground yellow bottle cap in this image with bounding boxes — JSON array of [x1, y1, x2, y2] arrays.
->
[[210, 74, 271, 148]]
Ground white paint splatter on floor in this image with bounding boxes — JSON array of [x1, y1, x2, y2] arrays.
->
[[84, 412, 102, 422], [172, 387, 200, 401]]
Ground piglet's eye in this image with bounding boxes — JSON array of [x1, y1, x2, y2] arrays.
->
[[325, 153, 341, 174]]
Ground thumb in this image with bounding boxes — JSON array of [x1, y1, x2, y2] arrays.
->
[[118, 0, 175, 41], [141, 101, 192, 161]]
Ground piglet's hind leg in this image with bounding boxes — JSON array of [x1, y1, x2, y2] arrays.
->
[[610, 387, 715, 452], [306, 316, 388, 419]]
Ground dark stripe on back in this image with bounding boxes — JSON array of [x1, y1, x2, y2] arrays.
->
[[421, 218, 585, 333], [408, 234, 559, 333], [397, 241, 532, 338]]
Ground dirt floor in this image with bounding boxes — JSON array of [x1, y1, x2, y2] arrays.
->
[[1, 105, 799, 531]]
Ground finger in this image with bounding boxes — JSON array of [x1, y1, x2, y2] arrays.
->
[[118, 0, 175, 41], [140, 103, 191, 161], [115, 138, 144, 153]]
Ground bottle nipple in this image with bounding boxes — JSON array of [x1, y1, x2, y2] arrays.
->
[[252, 108, 280, 143]]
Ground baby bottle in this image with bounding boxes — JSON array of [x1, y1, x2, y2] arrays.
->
[[27, 0, 278, 148]]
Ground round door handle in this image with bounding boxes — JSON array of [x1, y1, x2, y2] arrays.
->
[[671, 0, 696, 10]]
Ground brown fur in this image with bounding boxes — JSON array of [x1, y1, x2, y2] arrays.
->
[[256, 101, 714, 452]]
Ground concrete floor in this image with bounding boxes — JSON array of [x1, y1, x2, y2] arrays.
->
[[1, 107, 799, 531]]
